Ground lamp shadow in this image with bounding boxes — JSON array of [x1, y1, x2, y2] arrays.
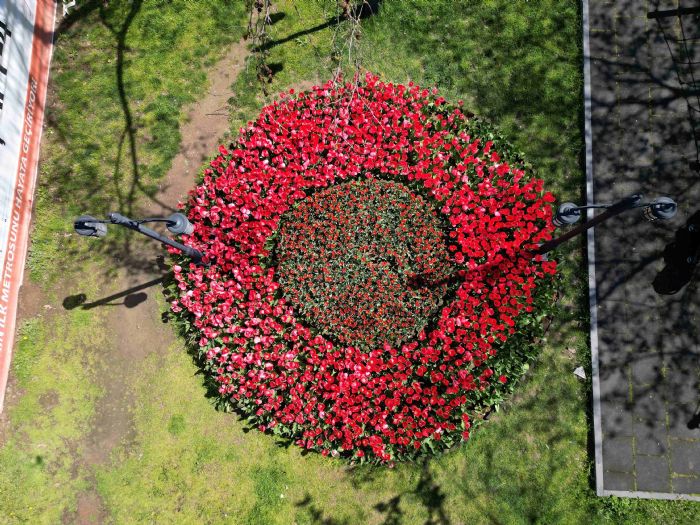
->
[[63, 276, 164, 310]]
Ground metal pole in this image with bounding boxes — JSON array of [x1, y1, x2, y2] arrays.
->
[[107, 212, 204, 264], [410, 194, 648, 289], [535, 194, 642, 255]]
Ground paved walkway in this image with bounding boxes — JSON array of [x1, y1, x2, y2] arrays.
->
[[586, 1, 700, 499]]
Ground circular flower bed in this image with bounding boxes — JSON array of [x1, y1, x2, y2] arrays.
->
[[169, 73, 557, 463]]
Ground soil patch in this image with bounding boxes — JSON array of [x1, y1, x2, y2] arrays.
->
[[66, 490, 107, 525], [16, 280, 48, 320]]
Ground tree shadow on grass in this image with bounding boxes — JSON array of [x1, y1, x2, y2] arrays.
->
[[295, 459, 450, 525], [258, 1, 382, 52], [56, 0, 103, 38], [295, 493, 351, 525], [43, 1, 211, 278], [98, 1, 178, 219]]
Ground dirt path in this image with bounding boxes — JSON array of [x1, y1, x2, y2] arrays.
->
[[87, 36, 247, 459], [0, 37, 250, 524], [0, 27, 322, 519], [143, 39, 247, 220]]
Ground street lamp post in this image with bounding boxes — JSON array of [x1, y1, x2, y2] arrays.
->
[[74, 212, 205, 265], [537, 194, 678, 254], [409, 193, 678, 288]]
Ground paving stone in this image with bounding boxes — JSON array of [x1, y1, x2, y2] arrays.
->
[[596, 274, 629, 304], [601, 385, 632, 408], [635, 454, 672, 492], [617, 101, 650, 130], [598, 297, 634, 323], [668, 404, 700, 440], [589, 7, 615, 31], [632, 387, 667, 422], [604, 470, 636, 491], [671, 440, 700, 475], [592, 79, 618, 106], [663, 359, 700, 404], [602, 399, 635, 438], [616, 61, 654, 92], [589, 154, 629, 187], [672, 476, 700, 495], [615, 28, 651, 61], [647, 29, 673, 58], [676, 62, 700, 88], [636, 163, 667, 186], [591, 58, 620, 94], [666, 133, 700, 162], [634, 422, 668, 455], [615, 4, 649, 20], [611, 329, 653, 357], [649, 1, 688, 13], [620, 137, 657, 168], [591, 130, 620, 154], [603, 436, 635, 472], [649, 86, 689, 113], [623, 303, 663, 327], [589, 0, 700, 496], [617, 83, 651, 107], [589, 29, 616, 60], [660, 113, 694, 141], [600, 365, 629, 395], [630, 355, 665, 386]]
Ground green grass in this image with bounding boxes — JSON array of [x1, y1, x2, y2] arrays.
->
[[0, 308, 103, 523], [29, 0, 248, 286], [3, 0, 699, 523], [89, 309, 700, 525]]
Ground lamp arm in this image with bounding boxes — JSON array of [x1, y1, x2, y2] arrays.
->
[[537, 194, 643, 255], [136, 217, 176, 225], [108, 212, 205, 264]]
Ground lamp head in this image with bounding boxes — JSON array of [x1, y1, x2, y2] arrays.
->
[[74, 215, 107, 237], [643, 197, 678, 222], [553, 202, 581, 227], [166, 213, 194, 235]]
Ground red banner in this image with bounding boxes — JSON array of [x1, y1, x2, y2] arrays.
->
[[0, 0, 56, 412]]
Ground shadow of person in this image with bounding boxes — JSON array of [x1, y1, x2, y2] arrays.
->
[[689, 413, 700, 430], [268, 12, 286, 25], [689, 400, 700, 430], [653, 210, 700, 294], [353, 0, 382, 19]]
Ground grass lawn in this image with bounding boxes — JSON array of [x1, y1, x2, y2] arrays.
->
[[1, 0, 699, 523]]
